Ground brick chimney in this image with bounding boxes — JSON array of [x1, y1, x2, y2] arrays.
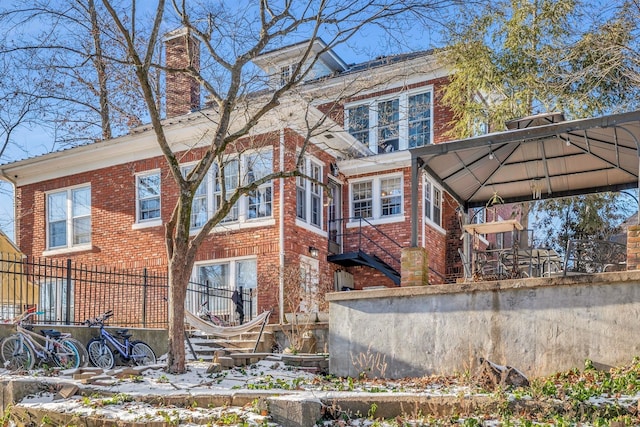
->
[[164, 28, 200, 118]]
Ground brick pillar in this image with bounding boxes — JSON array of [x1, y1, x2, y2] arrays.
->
[[164, 28, 200, 118], [400, 247, 429, 286], [627, 225, 640, 271]]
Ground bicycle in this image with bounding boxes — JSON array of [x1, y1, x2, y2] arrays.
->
[[0, 308, 84, 371], [84, 310, 157, 369], [197, 299, 231, 326]]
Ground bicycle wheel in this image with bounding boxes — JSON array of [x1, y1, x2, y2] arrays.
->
[[1, 335, 35, 370], [53, 340, 81, 369], [130, 341, 156, 366], [87, 338, 115, 369], [63, 338, 90, 367]]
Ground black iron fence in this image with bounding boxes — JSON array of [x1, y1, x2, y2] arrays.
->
[[0, 252, 255, 328]]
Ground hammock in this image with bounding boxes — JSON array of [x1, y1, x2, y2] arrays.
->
[[185, 309, 271, 339]]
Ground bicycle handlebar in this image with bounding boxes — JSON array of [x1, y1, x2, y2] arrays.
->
[[12, 309, 44, 325], [84, 310, 114, 327]]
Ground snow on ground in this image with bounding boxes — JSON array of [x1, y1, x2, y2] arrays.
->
[[4, 357, 640, 426], [1, 357, 476, 426]]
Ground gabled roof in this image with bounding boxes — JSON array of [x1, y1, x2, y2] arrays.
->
[[412, 110, 640, 209]]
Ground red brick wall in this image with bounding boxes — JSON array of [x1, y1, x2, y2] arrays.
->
[[15, 129, 345, 323]]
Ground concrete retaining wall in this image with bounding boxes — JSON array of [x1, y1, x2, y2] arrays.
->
[[327, 271, 640, 379]]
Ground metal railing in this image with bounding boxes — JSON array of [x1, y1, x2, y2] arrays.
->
[[328, 216, 447, 282], [564, 239, 627, 275], [0, 252, 254, 328], [328, 216, 402, 273]]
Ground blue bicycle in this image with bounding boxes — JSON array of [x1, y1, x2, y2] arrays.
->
[[84, 310, 156, 369]]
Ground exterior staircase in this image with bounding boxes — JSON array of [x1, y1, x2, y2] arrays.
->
[[327, 217, 402, 286], [327, 250, 401, 285], [185, 328, 275, 363]]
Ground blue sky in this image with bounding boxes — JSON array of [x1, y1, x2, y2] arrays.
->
[[0, 3, 449, 242]]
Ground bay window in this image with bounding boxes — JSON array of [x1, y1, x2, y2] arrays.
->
[[180, 148, 273, 230]]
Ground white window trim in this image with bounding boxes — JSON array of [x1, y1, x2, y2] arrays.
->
[[193, 256, 258, 288], [345, 86, 434, 153], [423, 175, 445, 233], [295, 154, 325, 234], [133, 169, 162, 229], [44, 183, 92, 253], [347, 172, 404, 227], [180, 148, 275, 235]]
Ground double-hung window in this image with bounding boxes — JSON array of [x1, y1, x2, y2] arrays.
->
[[346, 89, 432, 153], [352, 181, 373, 219], [350, 175, 403, 222], [380, 177, 402, 216], [47, 185, 91, 250], [215, 159, 239, 223], [181, 165, 209, 229], [136, 171, 161, 224], [245, 150, 273, 219], [377, 99, 400, 152], [296, 157, 323, 229], [424, 177, 442, 227]]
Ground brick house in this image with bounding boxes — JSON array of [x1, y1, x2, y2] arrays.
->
[[0, 33, 466, 324]]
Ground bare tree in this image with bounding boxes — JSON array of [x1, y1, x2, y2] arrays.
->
[[1, 0, 465, 373], [101, 0, 469, 373], [0, 1, 149, 146]]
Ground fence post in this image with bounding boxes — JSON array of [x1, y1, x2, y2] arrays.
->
[[65, 259, 72, 325], [142, 268, 148, 327], [236, 286, 244, 324]]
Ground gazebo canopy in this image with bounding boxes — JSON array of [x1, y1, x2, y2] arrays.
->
[[411, 110, 640, 210]]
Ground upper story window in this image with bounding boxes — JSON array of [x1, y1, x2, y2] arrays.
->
[[296, 156, 323, 229], [46, 185, 91, 250], [181, 149, 273, 231], [135, 171, 161, 224], [280, 64, 293, 87], [424, 176, 442, 227], [346, 89, 432, 153], [350, 174, 403, 223]]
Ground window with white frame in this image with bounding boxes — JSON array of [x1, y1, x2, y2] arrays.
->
[[180, 149, 273, 230], [136, 171, 161, 223], [352, 181, 373, 219], [188, 258, 258, 321], [296, 157, 323, 228], [424, 177, 442, 227], [181, 165, 209, 229], [215, 158, 240, 223], [246, 151, 273, 219], [47, 185, 91, 250], [350, 175, 403, 221], [280, 64, 292, 87], [346, 89, 432, 153]]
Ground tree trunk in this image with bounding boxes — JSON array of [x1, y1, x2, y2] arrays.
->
[[166, 250, 191, 374]]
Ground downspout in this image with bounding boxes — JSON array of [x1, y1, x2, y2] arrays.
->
[[0, 169, 17, 243], [278, 130, 285, 324]]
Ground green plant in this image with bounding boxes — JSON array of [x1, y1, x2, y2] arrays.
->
[[367, 402, 378, 419], [156, 374, 169, 383], [100, 393, 133, 406], [156, 409, 180, 425]]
